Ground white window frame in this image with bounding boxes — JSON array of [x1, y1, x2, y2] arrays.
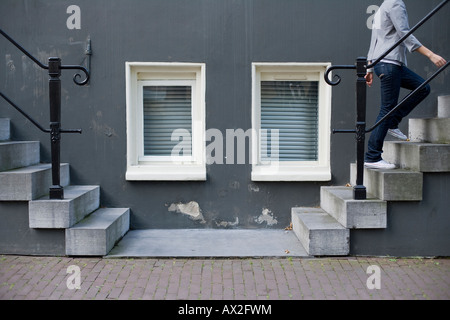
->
[[251, 63, 332, 182], [126, 62, 206, 181]]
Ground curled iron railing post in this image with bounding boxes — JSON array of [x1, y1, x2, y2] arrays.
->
[[61, 65, 90, 86], [48, 58, 64, 199], [324, 65, 356, 86], [1, 28, 90, 199], [354, 58, 368, 200], [324, 61, 368, 199]]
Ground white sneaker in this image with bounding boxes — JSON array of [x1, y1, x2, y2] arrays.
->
[[388, 128, 408, 141], [364, 159, 396, 169]]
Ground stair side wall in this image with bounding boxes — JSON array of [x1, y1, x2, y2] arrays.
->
[[0, 201, 65, 255], [350, 172, 450, 257]]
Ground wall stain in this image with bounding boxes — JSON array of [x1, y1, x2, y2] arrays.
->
[[90, 119, 118, 138], [215, 217, 239, 228]]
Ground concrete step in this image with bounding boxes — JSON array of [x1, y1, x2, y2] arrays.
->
[[0, 163, 70, 201], [291, 207, 349, 256], [438, 95, 450, 118], [66, 208, 130, 256], [350, 163, 423, 201], [0, 119, 10, 140], [320, 186, 387, 229], [0, 141, 40, 171], [383, 141, 450, 172], [29, 185, 100, 229], [409, 118, 450, 144]]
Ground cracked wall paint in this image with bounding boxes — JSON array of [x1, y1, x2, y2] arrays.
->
[[168, 201, 206, 224], [255, 208, 278, 226], [5, 54, 16, 88]]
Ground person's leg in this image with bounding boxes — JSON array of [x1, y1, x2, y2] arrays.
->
[[389, 66, 431, 128], [365, 63, 402, 163]]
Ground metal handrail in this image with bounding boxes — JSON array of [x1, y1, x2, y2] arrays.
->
[[0, 91, 82, 134], [0, 91, 50, 133], [0, 27, 90, 199], [324, 0, 449, 200], [0, 28, 48, 70]]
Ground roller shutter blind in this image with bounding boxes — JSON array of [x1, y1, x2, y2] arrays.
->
[[261, 81, 319, 162], [143, 85, 192, 157]]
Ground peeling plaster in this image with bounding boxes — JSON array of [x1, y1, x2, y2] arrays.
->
[[168, 201, 205, 224], [255, 208, 278, 226]]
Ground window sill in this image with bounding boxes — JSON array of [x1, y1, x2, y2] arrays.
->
[[251, 165, 331, 182], [126, 165, 206, 181]]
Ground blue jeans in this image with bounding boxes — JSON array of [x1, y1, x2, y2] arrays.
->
[[365, 63, 430, 162]]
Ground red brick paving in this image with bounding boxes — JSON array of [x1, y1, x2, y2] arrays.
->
[[1, 255, 449, 300]]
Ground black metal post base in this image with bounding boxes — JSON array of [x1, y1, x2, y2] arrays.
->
[[49, 186, 64, 200], [353, 185, 367, 200]]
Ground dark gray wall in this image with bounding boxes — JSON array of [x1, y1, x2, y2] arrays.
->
[[0, 202, 65, 255], [1, 0, 449, 255]]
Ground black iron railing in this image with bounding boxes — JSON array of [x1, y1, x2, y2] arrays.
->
[[0, 28, 91, 199], [325, 0, 449, 200]]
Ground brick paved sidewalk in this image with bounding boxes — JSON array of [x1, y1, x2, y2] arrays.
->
[[1, 255, 449, 300]]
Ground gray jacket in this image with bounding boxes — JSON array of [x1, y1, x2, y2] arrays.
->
[[367, 0, 422, 71]]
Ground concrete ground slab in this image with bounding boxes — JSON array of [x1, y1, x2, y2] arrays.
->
[[107, 229, 308, 258]]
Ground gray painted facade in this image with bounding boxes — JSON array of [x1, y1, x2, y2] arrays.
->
[[1, 0, 449, 256]]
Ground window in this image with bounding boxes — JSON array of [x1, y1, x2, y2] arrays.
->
[[126, 63, 206, 181], [251, 63, 332, 181]]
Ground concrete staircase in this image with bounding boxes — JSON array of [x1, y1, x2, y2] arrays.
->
[[0, 118, 130, 256], [292, 95, 450, 256]]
